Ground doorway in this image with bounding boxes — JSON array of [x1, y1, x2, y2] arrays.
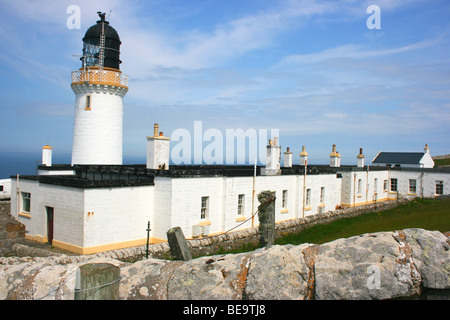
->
[[46, 206, 54, 244]]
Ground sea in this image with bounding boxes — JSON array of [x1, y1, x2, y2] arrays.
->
[[0, 152, 146, 179]]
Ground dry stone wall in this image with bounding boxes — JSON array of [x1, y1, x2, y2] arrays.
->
[[0, 201, 25, 256]]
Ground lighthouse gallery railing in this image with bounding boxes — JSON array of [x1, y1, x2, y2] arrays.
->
[[71, 68, 129, 88]]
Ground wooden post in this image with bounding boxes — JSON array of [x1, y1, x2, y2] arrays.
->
[[75, 263, 121, 300]]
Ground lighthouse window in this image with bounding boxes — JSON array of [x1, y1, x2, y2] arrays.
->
[[85, 94, 92, 110]]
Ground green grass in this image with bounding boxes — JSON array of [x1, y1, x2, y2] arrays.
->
[[210, 198, 450, 255], [276, 197, 450, 246], [434, 158, 450, 167]]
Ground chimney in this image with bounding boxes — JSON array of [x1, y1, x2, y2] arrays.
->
[[299, 145, 308, 166], [42, 145, 52, 167], [330, 144, 341, 167], [147, 123, 170, 170], [357, 148, 365, 168], [261, 137, 281, 175], [283, 147, 292, 168]]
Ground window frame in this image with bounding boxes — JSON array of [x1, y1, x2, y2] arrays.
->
[[85, 94, 92, 110], [306, 188, 311, 206], [436, 180, 444, 195], [237, 194, 245, 216], [390, 178, 398, 192], [409, 179, 417, 194], [21, 192, 31, 213], [201, 196, 209, 220], [282, 190, 288, 208]]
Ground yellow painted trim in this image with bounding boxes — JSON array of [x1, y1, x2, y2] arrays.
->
[[280, 209, 289, 214], [25, 234, 47, 243], [340, 197, 390, 208], [357, 195, 362, 198], [84, 107, 91, 111], [18, 212, 31, 219], [198, 220, 212, 226], [42, 145, 52, 149], [235, 216, 247, 222], [304, 206, 312, 211], [318, 203, 325, 208], [407, 193, 417, 196], [52, 237, 164, 255], [71, 81, 128, 90]]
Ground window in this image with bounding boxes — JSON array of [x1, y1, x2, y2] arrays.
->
[[306, 189, 311, 206], [237, 194, 245, 216], [409, 179, 417, 194], [436, 181, 444, 195], [85, 94, 92, 110], [0, 185, 3, 192], [374, 178, 378, 193], [383, 180, 388, 192], [357, 179, 362, 194], [201, 196, 209, 220], [282, 190, 288, 208], [320, 187, 325, 203], [390, 178, 398, 192], [21, 192, 31, 213]]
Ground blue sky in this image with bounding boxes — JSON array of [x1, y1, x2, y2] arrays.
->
[[0, 0, 449, 166]]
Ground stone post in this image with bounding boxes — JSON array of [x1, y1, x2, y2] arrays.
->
[[167, 226, 192, 261], [257, 190, 276, 248], [75, 263, 121, 300]]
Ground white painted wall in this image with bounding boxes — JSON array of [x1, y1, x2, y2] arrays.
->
[[71, 85, 125, 165], [83, 185, 153, 248], [0, 179, 11, 200]]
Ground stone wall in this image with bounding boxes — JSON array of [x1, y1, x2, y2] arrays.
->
[[1, 228, 448, 300], [0, 201, 25, 256]]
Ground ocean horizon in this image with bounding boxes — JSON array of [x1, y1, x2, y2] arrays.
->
[[0, 152, 147, 179]]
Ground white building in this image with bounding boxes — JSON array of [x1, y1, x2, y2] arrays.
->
[[8, 13, 450, 255], [0, 179, 11, 200]]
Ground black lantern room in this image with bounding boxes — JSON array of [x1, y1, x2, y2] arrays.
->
[[81, 12, 122, 70]]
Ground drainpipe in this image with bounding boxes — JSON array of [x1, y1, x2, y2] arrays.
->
[[251, 158, 256, 228], [16, 174, 20, 216], [302, 160, 307, 218]]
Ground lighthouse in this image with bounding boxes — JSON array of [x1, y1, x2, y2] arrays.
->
[[71, 12, 128, 165]]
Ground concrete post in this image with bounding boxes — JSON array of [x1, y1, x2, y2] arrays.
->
[[75, 263, 120, 300], [167, 226, 192, 261], [257, 190, 276, 248]]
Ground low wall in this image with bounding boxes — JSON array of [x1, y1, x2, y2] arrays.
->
[[0, 201, 25, 256]]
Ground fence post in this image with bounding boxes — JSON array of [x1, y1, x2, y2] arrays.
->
[[167, 226, 192, 261], [257, 190, 276, 248], [74, 263, 121, 300]]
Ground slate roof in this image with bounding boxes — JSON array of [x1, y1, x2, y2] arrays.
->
[[372, 152, 425, 165]]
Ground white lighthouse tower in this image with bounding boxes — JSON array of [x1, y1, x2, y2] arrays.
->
[[71, 12, 128, 165]]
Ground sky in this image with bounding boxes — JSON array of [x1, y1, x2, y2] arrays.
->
[[0, 0, 449, 168]]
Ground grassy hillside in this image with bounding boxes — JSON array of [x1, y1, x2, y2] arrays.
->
[[434, 158, 450, 167], [211, 197, 450, 256], [276, 197, 450, 246]]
